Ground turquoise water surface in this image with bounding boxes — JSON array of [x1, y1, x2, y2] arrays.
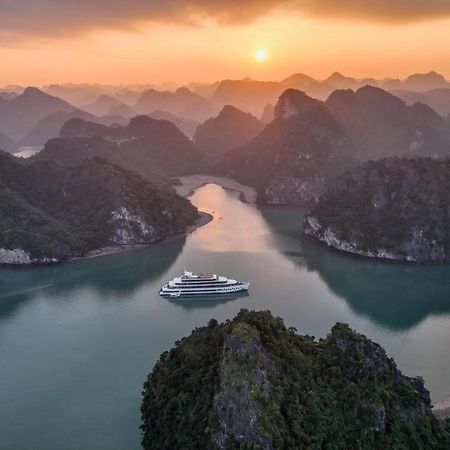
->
[[1, 183, 450, 450]]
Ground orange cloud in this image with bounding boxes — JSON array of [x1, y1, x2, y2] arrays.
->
[[1, 0, 450, 41]]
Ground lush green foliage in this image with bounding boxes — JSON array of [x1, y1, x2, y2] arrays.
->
[[306, 157, 450, 261], [141, 310, 450, 449], [0, 151, 198, 260]]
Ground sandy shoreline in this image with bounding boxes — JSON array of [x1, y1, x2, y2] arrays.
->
[[174, 174, 257, 204]]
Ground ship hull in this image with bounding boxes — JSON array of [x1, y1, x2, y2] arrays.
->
[[159, 283, 249, 298]]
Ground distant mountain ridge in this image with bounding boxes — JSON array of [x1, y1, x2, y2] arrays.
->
[[35, 116, 206, 180], [81, 94, 133, 117], [0, 87, 75, 139], [194, 105, 264, 164], [135, 87, 216, 121], [147, 110, 199, 138]]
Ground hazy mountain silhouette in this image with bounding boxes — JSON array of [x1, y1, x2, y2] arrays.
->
[[108, 102, 136, 118], [325, 72, 364, 90], [0, 91, 19, 101], [280, 73, 316, 88], [19, 109, 97, 146], [135, 87, 215, 121], [81, 94, 130, 117], [326, 85, 449, 160], [391, 88, 450, 117], [212, 78, 284, 116], [35, 116, 206, 179], [0, 130, 17, 153], [147, 110, 199, 138], [383, 71, 448, 92], [186, 81, 220, 99], [194, 105, 264, 164], [0, 87, 75, 139], [260, 104, 275, 123]]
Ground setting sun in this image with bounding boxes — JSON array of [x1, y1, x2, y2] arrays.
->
[[254, 48, 267, 63]]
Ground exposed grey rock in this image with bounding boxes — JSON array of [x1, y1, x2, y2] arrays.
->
[[304, 157, 450, 263]]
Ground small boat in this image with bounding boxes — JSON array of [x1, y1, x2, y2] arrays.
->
[[159, 269, 250, 298]]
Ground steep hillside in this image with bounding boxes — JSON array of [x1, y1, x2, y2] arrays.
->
[[326, 86, 449, 160], [141, 309, 450, 449], [194, 105, 264, 164], [0, 87, 75, 139], [35, 116, 206, 179], [0, 152, 198, 264], [223, 86, 450, 205], [19, 109, 97, 146], [0, 130, 17, 153], [304, 157, 450, 263], [147, 110, 199, 138], [223, 89, 354, 205]]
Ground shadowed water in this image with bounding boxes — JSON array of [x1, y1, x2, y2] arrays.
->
[[1, 183, 450, 450]]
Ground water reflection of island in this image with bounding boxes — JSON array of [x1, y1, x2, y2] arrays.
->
[[0, 238, 186, 320], [301, 239, 450, 330], [260, 207, 450, 331]]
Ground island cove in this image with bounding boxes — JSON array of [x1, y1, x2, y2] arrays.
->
[[2, 181, 450, 450], [0, 152, 211, 266], [4, 162, 450, 266]]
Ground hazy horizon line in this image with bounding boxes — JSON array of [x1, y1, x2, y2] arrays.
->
[[1, 69, 448, 91]]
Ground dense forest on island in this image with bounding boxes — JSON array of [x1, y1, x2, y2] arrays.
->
[[141, 309, 450, 449]]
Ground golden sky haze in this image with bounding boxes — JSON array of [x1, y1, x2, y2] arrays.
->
[[1, 11, 450, 86]]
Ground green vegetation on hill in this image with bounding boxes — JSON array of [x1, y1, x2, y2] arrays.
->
[[0, 151, 198, 263], [34, 116, 207, 182], [304, 157, 450, 263], [222, 86, 450, 206], [141, 309, 450, 449]]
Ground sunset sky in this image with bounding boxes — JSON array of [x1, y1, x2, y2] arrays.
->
[[1, 1, 450, 86]]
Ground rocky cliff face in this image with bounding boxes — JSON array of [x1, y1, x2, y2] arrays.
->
[[0, 152, 198, 265], [304, 157, 450, 263], [194, 105, 264, 164], [223, 86, 450, 206], [141, 309, 450, 449], [223, 89, 354, 206], [326, 85, 449, 161]]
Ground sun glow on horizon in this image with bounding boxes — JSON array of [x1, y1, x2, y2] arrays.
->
[[254, 48, 268, 63]]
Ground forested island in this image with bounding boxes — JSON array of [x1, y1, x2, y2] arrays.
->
[[141, 309, 450, 449], [0, 151, 198, 265], [304, 157, 450, 263]]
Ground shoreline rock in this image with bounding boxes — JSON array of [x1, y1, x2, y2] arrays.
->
[[304, 158, 450, 264]]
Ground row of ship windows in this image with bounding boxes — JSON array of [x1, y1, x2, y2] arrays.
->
[[165, 288, 238, 292], [172, 283, 230, 287], [177, 280, 220, 284]]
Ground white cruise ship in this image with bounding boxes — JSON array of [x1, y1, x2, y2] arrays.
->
[[159, 270, 250, 298]]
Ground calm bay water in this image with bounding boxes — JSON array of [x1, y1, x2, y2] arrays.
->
[[1, 182, 450, 449]]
